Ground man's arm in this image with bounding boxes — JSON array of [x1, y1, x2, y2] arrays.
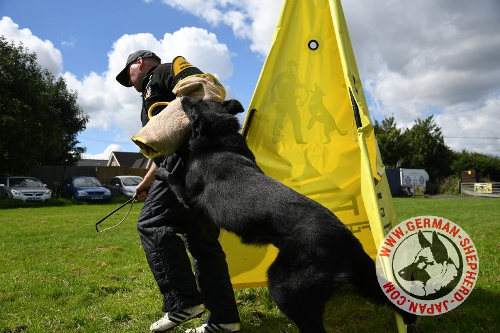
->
[[134, 163, 158, 201]]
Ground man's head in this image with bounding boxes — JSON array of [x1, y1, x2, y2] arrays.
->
[[116, 50, 161, 91]]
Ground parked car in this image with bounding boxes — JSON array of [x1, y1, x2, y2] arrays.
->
[[64, 176, 111, 201], [0, 176, 52, 202], [108, 175, 143, 197]]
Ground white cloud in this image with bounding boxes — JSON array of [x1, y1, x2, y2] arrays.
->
[[0, 16, 63, 75], [161, 0, 282, 55], [82, 144, 122, 160], [2, 17, 234, 152], [341, 0, 500, 156], [63, 27, 233, 138], [437, 95, 500, 156], [155, 1, 500, 154], [79, 27, 234, 137], [61, 39, 76, 48], [3, 0, 500, 157]]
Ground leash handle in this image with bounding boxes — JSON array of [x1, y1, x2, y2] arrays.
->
[[95, 197, 135, 233]]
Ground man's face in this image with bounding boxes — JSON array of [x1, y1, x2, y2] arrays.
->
[[128, 59, 144, 92]]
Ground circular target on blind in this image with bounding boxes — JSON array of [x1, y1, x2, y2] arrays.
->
[[308, 40, 319, 50]]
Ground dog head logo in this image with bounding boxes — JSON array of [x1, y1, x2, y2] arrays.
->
[[397, 231, 460, 298], [376, 216, 479, 316]]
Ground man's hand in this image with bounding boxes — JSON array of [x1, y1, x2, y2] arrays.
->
[[134, 163, 158, 201], [134, 181, 150, 201]]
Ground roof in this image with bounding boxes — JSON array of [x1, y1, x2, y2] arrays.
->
[[131, 157, 151, 169], [107, 151, 151, 168], [76, 159, 108, 167]]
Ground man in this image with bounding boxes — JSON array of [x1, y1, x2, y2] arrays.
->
[[116, 50, 240, 333]]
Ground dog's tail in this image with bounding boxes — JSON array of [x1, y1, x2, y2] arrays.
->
[[350, 243, 417, 325], [350, 245, 386, 302]]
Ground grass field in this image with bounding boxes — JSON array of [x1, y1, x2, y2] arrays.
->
[[0, 196, 498, 332]]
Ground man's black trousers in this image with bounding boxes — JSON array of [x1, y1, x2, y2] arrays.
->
[[137, 179, 240, 324]]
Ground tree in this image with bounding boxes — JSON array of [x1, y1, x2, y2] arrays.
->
[[400, 116, 454, 180], [451, 151, 500, 181], [374, 116, 407, 168], [0, 36, 88, 175], [374, 115, 455, 182]]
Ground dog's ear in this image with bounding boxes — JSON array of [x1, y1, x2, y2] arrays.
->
[[222, 99, 245, 115], [430, 231, 448, 264], [181, 96, 197, 122], [181, 96, 201, 137], [418, 231, 431, 248]]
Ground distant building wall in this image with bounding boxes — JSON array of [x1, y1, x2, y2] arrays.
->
[[386, 168, 403, 196]]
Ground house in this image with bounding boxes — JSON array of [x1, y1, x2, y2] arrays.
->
[[386, 168, 429, 196], [107, 151, 152, 169], [76, 159, 108, 167]]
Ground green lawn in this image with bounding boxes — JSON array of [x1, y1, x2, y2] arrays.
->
[[0, 197, 498, 332]]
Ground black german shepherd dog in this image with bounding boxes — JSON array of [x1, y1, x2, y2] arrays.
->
[[161, 97, 416, 333]]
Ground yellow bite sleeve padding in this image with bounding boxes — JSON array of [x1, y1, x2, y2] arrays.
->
[[131, 73, 226, 157], [131, 98, 192, 158]]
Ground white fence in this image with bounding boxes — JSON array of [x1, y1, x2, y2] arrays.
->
[[461, 182, 500, 197]]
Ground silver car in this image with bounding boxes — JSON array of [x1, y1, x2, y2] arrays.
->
[[108, 175, 143, 197], [0, 176, 52, 201]]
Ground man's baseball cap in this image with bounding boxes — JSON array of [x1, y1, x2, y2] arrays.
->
[[116, 50, 161, 87]]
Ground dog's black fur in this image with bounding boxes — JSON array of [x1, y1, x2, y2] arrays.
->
[[163, 97, 415, 333]]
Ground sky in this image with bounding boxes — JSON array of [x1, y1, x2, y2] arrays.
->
[[1, 0, 500, 159]]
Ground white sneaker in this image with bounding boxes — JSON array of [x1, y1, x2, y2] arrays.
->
[[185, 322, 241, 333], [150, 304, 206, 332]]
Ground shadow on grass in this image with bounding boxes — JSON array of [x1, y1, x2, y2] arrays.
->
[[415, 287, 500, 333], [230, 286, 498, 333], [0, 197, 66, 209], [0, 195, 133, 209]]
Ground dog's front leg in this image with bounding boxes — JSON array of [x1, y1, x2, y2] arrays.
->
[[154, 156, 191, 209]]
